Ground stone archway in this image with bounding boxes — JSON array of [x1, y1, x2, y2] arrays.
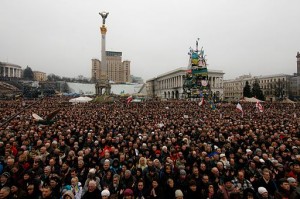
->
[[171, 91, 175, 99], [164, 92, 167, 99], [175, 90, 179, 99], [167, 91, 170, 99]]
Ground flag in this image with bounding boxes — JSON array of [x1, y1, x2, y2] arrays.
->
[[236, 103, 244, 117], [198, 98, 205, 106], [256, 100, 263, 112], [127, 96, 133, 104]]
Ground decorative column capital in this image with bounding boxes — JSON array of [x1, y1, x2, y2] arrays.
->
[[100, 25, 107, 34]]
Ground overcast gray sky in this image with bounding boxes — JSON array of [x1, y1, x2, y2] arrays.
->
[[1, 0, 299, 81]]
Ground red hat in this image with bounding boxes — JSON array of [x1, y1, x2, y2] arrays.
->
[[155, 150, 161, 155], [123, 188, 133, 196]]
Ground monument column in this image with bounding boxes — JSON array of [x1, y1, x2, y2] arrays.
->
[[100, 16, 107, 79], [95, 11, 111, 95], [297, 52, 300, 76]]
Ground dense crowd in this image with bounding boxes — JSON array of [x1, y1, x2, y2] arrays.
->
[[0, 97, 299, 199]]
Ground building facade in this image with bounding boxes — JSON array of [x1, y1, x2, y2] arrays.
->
[[290, 52, 300, 100], [33, 71, 47, 81], [224, 74, 292, 101], [91, 59, 101, 82], [0, 62, 22, 78], [146, 67, 224, 99], [91, 51, 131, 84], [290, 76, 300, 100], [224, 52, 300, 101]]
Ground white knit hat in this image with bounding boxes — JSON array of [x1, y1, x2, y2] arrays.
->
[[89, 168, 96, 174], [258, 187, 268, 194], [101, 189, 110, 197], [175, 189, 184, 197]]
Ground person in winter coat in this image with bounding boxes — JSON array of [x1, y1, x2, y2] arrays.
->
[[81, 180, 101, 199], [185, 180, 201, 199], [70, 177, 82, 199], [164, 178, 176, 199], [147, 178, 162, 199], [274, 178, 291, 199]]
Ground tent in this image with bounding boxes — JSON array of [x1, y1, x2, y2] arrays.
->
[[69, 96, 93, 103], [242, 97, 264, 102], [281, 98, 295, 103]]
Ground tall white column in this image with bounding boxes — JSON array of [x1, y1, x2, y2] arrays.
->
[[101, 32, 107, 78]]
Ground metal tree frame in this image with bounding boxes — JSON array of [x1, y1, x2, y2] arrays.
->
[[183, 39, 212, 99]]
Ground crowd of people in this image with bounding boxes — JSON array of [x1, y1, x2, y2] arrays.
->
[[0, 96, 299, 199]]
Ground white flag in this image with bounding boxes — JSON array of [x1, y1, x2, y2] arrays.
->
[[236, 103, 244, 117]]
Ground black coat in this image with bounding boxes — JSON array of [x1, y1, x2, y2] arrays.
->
[[81, 189, 102, 199]]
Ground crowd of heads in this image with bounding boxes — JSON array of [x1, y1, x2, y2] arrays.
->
[[0, 97, 299, 199]]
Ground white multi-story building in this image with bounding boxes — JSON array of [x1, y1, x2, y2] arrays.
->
[[224, 74, 292, 101], [224, 52, 300, 101], [0, 62, 22, 78], [146, 67, 224, 99]]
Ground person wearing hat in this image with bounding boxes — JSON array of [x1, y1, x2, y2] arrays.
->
[[218, 176, 240, 199], [101, 189, 110, 199], [123, 188, 134, 199], [257, 187, 269, 199], [175, 169, 188, 195], [273, 163, 285, 179], [0, 172, 11, 189], [63, 190, 75, 199], [10, 181, 27, 199], [164, 178, 176, 199], [287, 177, 300, 199], [220, 154, 230, 169], [274, 178, 291, 199], [175, 189, 184, 199], [287, 177, 298, 188]]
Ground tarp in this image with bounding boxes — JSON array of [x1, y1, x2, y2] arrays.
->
[[69, 96, 93, 103], [281, 98, 295, 103], [242, 97, 264, 102]]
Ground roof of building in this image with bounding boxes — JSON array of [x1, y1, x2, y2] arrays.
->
[[66, 82, 144, 96], [147, 67, 224, 82], [111, 83, 144, 95], [33, 71, 46, 74], [225, 73, 292, 82], [0, 62, 22, 69]]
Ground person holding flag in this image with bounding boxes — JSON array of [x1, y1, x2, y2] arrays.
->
[[198, 97, 205, 106], [236, 102, 244, 117], [127, 95, 133, 104], [256, 100, 264, 112]]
